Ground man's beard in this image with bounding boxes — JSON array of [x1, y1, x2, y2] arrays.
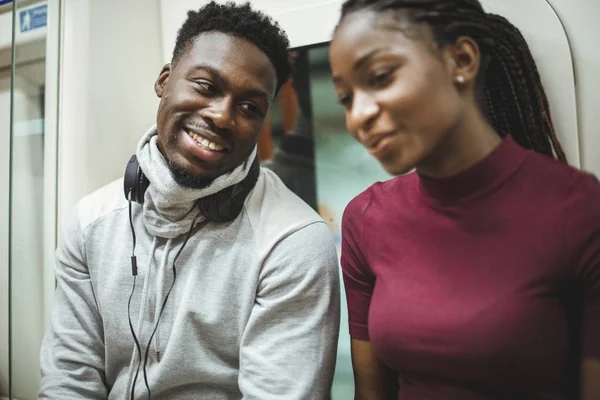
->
[[167, 160, 214, 189]]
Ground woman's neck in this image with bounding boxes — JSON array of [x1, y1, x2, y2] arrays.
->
[[417, 108, 502, 179]]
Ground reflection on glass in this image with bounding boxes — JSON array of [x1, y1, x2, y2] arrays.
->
[[259, 44, 391, 399], [262, 51, 318, 211], [8, 0, 52, 398]]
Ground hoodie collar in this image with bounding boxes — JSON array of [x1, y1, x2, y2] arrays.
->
[[135, 125, 257, 238]]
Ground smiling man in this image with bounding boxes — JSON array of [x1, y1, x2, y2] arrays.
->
[[39, 2, 340, 399]]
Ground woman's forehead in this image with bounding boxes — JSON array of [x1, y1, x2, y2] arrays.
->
[[333, 10, 435, 53], [330, 12, 436, 69]]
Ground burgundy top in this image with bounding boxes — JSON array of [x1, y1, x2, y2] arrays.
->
[[341, 137, 600, 399]]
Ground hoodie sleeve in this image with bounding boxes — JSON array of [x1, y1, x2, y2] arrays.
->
[[39, 205, 108, 399], [238, 221, 341, 400]]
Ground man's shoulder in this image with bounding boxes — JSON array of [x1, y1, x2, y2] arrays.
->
[[245, 168, 328, 261], [74, 178, 128, 232]]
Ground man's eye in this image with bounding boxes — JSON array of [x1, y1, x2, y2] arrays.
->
[[240, 103, 262, 116], [196, 81, 216, 94]]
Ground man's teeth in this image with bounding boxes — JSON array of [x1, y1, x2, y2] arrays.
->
[[187, 131, 224, 152]]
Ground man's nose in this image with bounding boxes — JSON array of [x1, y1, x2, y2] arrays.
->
[[200, 98, 237, 132]]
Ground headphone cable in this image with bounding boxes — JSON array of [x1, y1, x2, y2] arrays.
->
[[127, 192, 147, 399], [140, 206, 208, 399]]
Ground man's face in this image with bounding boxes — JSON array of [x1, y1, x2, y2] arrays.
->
[[155, 32, 277, 187]]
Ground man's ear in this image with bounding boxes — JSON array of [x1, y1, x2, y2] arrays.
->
[[155, 64, 172, 98]]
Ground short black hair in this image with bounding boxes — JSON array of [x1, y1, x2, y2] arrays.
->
[[339, 0, 566, 163], [172, 1, 293, 94]]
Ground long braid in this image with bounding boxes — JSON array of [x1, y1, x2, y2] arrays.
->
[[339, 0, 567, 162]]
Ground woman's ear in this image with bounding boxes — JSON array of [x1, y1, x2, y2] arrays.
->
[[445, 36, 481, 87]]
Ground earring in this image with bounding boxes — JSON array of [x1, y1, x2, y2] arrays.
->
[[455, 75, 465, 84]]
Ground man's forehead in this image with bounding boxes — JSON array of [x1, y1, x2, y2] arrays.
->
[[183, 33, 265, 69], [183, 32, 276, 95], [188, 32, 242, 53]]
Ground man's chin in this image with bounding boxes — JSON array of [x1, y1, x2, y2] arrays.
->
[[168, 161, 215, 189]]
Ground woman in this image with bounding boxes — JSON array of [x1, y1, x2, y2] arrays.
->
[[329, 0, 600, 399]]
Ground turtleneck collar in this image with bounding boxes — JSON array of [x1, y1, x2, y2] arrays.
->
[[418, 136, 531, 204], [135, 125, 257, 239]]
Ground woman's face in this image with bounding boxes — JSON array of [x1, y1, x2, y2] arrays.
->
[[329, 10, 469, 176]]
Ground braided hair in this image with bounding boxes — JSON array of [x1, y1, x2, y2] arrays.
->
[[339, 0, 567, 162]]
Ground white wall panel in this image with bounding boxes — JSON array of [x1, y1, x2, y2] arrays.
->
[[58, 0, 163, 219]]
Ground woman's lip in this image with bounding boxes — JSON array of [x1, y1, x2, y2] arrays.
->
[[367, 134, 395, 157], [364, 131, 395, 148]]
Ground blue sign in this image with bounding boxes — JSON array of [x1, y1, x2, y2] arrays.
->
[[20, 4, 47, 33], [0, 0, 13, 6]]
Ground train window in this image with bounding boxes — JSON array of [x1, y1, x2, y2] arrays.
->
[[258, 44, 391, 398]]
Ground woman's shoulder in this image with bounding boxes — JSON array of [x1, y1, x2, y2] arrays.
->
[[529, 154, 600, 257], [345, 173, 418, 216], [521, 151, 600, 201], [563, 166, 600, 225]]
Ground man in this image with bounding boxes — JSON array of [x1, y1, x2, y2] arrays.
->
[[39, 2, 340, 399]]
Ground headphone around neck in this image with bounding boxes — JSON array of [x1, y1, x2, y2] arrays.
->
[[122, 153, 261, 399], [123, 154, 260, 223]]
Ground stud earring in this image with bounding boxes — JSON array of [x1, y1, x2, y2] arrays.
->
[[455, 75, 465, 84]]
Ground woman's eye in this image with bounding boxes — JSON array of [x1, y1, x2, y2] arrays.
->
[[369, 70, 393, 87], [338, 95, 353, 109]]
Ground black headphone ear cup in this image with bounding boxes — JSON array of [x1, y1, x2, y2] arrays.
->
[[199, 157, 260, 222], [198, 193, 220, 222], [124, 155, 139, 201], [199, 178, 250, 222], [124, 155, 149, 204], [137, 172, 149, 204], [199, 190, 238, 223]]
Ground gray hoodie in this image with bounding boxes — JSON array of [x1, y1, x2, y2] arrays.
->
[[39, 127, 341, 399]]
